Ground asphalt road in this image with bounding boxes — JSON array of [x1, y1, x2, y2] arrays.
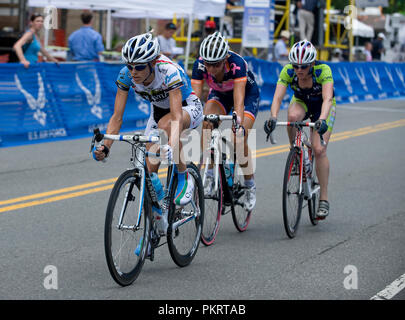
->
[[0, 99, 404, 300]]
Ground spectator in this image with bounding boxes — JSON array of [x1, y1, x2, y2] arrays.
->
[[195, 20, 217, 56], [371, 33, 385, 61], [13, 13, 58, 68], [158, 22, 177, 59], [364, 42, 373, 62], [297, 0, 318, 41], [204, 20, 217, 36], [68, 12, 105, 61], [274, 30, 290, 63], [330, 48, 342, 62]]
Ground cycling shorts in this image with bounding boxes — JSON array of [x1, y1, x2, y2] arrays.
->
[[206, 88, 260, 121], [290, 95, 336, 132], [144, 93, 203, 136]]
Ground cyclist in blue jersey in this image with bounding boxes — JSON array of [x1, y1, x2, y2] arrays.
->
[[191, 32, 260, 212], [264, 40, 336, 219], [93, 33, 203, 233]]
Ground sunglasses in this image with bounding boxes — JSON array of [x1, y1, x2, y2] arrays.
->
[[203, 60, 224, 68], [127, 64, 147, 71], [292, 64, 310, 70]]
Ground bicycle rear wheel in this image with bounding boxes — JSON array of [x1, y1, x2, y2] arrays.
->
[[282, 149, 303, 238], [231, 162, 252, 232], [198, 152, 222, 246], [167, 163, 204, 267], [104, 169, 152, 286], [308, 157, 320, 226]]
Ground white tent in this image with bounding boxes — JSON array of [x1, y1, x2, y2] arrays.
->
[[351, 18, 375, 38], [28, 0, 226, 69]]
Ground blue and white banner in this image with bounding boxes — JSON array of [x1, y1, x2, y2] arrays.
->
[[1, 60, 405, 147], [245, 57, 405, 110], [0, 62, 150, 148]]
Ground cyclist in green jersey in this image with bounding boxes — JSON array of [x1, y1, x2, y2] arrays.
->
[[264, 40, 336, 219]]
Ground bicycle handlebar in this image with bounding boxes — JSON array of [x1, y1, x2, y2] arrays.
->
[[90, 128, 160, 154], [268, 121, 326, 146]]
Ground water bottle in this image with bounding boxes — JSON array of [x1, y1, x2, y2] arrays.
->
[[224, 162, 234, 187], [151, 172, 165, 202], [304, 149, 312, 177]]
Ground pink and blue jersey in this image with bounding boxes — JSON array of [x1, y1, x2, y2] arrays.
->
[[191, 51, 259, 120]]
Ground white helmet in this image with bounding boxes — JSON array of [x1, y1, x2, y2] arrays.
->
[[199, 32, 229, 62], [289, 40, 317, 65], [122, 33, 160, 64]]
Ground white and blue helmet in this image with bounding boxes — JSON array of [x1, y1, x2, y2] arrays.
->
[[122, 33, 160, 64]]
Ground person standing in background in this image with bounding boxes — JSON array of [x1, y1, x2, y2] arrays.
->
[[364, 42, 373, 62], [13, 13, 58, 68], [371, 33, 386, 61], [158, 22, 177, 59], [296, 0, 318, 42], [68, 11, 105, 61], [274, 30, 290, 64]]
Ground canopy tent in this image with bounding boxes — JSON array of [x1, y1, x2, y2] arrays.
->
[[28, 0, 226, 69], [351, 19, 375, 38]]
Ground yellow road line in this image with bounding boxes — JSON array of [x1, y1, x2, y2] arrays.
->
[[1, 119, 405, 213]]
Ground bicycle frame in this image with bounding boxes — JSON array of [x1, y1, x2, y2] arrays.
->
[[92, 129, 199, 236], [201, 114, 236, 203], [276, 122, 321, 200]]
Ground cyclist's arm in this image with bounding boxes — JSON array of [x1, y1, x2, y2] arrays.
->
[[233, 80, 246, 123], [104, 88, 128, 149], [270, 83, 287, 118], [191, 80, 203, 100], [320, 82, 334, 120], [168, 87, 184, 149]]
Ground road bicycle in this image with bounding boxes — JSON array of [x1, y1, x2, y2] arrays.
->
[[267, 121, 324, 239], [198, 112, 252, 246], [90, 128, 204, 286]]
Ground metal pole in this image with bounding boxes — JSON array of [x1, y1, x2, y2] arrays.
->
[[184, 13, 193, 72], [349, 0, 355, 62], [106, 9, 112, 50]]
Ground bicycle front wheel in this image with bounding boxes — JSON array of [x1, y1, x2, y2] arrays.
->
[[198, 152, 222, 246], [167, 163, 204, 267], [308, 157, 320, 226], [104, 170, 152, 286], [231, 162, 252, 232], [282, 149, 303, 238]]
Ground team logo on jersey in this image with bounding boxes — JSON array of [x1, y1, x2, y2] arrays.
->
[[165, 72, 178, 85], [15, 72, 47, 126]]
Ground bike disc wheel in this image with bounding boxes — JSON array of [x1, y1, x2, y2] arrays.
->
[[231, 162, 252, 232], [198, 153, 222, 246], [308, 158, 320, 226], [104, 170, 151, 286], [282, 149, 303, 238], [167, 163, 204, 267]]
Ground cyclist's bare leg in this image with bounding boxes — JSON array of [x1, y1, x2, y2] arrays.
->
[[235, 114, 255, 180], [201, 100, 226, 169], [287, 102, 306, 146], [157, 110, 191, 172], [311, 129, 331, 201]]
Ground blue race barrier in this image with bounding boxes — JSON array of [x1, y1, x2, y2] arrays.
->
[[0, 62, 150, 148], [1, 60, 405, 147], [244, 57, 405, 108]]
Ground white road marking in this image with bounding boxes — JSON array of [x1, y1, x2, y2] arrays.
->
[[370, 273, 405, 300], [339, 105, 405, 113]]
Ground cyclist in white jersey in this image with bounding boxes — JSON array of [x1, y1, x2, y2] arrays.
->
[[93, 33, 203, 232]]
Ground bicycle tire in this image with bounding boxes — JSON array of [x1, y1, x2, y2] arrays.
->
[[167, 163, 204, 267], [198, 152, 222, 246], [282, 149, 303, 238], [104, 169, 152, 286], [231, 161, 252, 232], [308, 157, 319, 226]]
